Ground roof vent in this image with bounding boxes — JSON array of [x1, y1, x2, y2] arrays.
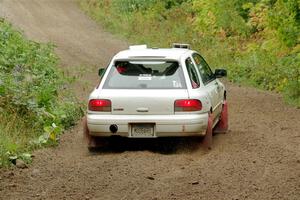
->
[[172, 43, 191, 49], [129, 45, 147, 50]]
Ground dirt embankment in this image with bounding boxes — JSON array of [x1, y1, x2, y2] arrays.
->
[[0, 0, 299, 200]]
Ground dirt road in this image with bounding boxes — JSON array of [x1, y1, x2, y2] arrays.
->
[[0, 0, 299, 199]]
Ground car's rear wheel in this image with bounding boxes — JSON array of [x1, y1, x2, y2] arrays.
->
[[214, 100, 228, 133], [83, 116, 107, 151], [202, 113, 213, 150]]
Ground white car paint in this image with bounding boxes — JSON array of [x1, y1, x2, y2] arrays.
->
[[87, 45, 226, 138]]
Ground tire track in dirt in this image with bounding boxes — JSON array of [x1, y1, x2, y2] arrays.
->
[[0, 0, 299, 200]]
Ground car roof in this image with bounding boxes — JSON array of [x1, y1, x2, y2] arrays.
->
[[114, 47, 193, 60]]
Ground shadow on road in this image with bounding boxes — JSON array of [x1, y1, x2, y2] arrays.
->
[[88, 137, 204, 155]]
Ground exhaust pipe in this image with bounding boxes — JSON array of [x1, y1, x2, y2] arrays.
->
[[109, 124, 118, 133]]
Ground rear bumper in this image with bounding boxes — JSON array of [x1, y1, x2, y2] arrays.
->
[[87, 113, 208, 137]]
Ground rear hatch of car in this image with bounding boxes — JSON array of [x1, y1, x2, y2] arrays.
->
[[98, 89, 189, 115], [99, 60, 189, 115]]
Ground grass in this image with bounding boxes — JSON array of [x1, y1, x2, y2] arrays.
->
[[0, 113, 37, 166]]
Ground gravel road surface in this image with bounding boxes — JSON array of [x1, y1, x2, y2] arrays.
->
[[0, 0, 299, 199]]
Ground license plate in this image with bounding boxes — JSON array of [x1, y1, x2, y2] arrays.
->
[[131, 124, 154, 137]]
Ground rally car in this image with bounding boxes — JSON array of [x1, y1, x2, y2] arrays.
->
[[84, 44, 228, 150]]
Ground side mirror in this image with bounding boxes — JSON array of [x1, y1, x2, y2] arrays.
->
[[98, 68, 105, 77], [215, 69, 227, 78]]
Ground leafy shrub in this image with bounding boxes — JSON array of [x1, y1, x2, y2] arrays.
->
[[193, 0, 251, 37], [0, 19, 83, 167], [268, 0, 300, 47]]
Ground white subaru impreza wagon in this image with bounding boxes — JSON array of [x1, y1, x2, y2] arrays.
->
[[84, 44, 228, 150]]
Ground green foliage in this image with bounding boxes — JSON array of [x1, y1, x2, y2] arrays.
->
[[0, 19, 83, 167], [193, 0, 251, 37], [79, 0, 300, 106], [111, 0, 158, 13], [110, 0, 190, 13], [0, 113, 37, 166], [267, 0, 300, 47]]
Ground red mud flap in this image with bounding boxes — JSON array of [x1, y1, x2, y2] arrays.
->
[[214, 100, 229, 133], [202, 113, 213, 150]]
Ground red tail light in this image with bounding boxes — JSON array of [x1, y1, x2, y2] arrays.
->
[[89, 99, 111, 112], [174, 99, 202, 112]]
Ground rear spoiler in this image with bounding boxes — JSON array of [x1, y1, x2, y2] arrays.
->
[[172, 43, 191, 49]]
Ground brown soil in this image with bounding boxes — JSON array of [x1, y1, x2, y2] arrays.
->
[[0, 0, 299, 200]]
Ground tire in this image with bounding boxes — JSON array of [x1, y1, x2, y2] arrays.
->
[[202, 112, 213, 150], [214, 100, 229, 134]]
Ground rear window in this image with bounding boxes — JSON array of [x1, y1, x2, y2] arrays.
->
[[103, 60, 186, 89]]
